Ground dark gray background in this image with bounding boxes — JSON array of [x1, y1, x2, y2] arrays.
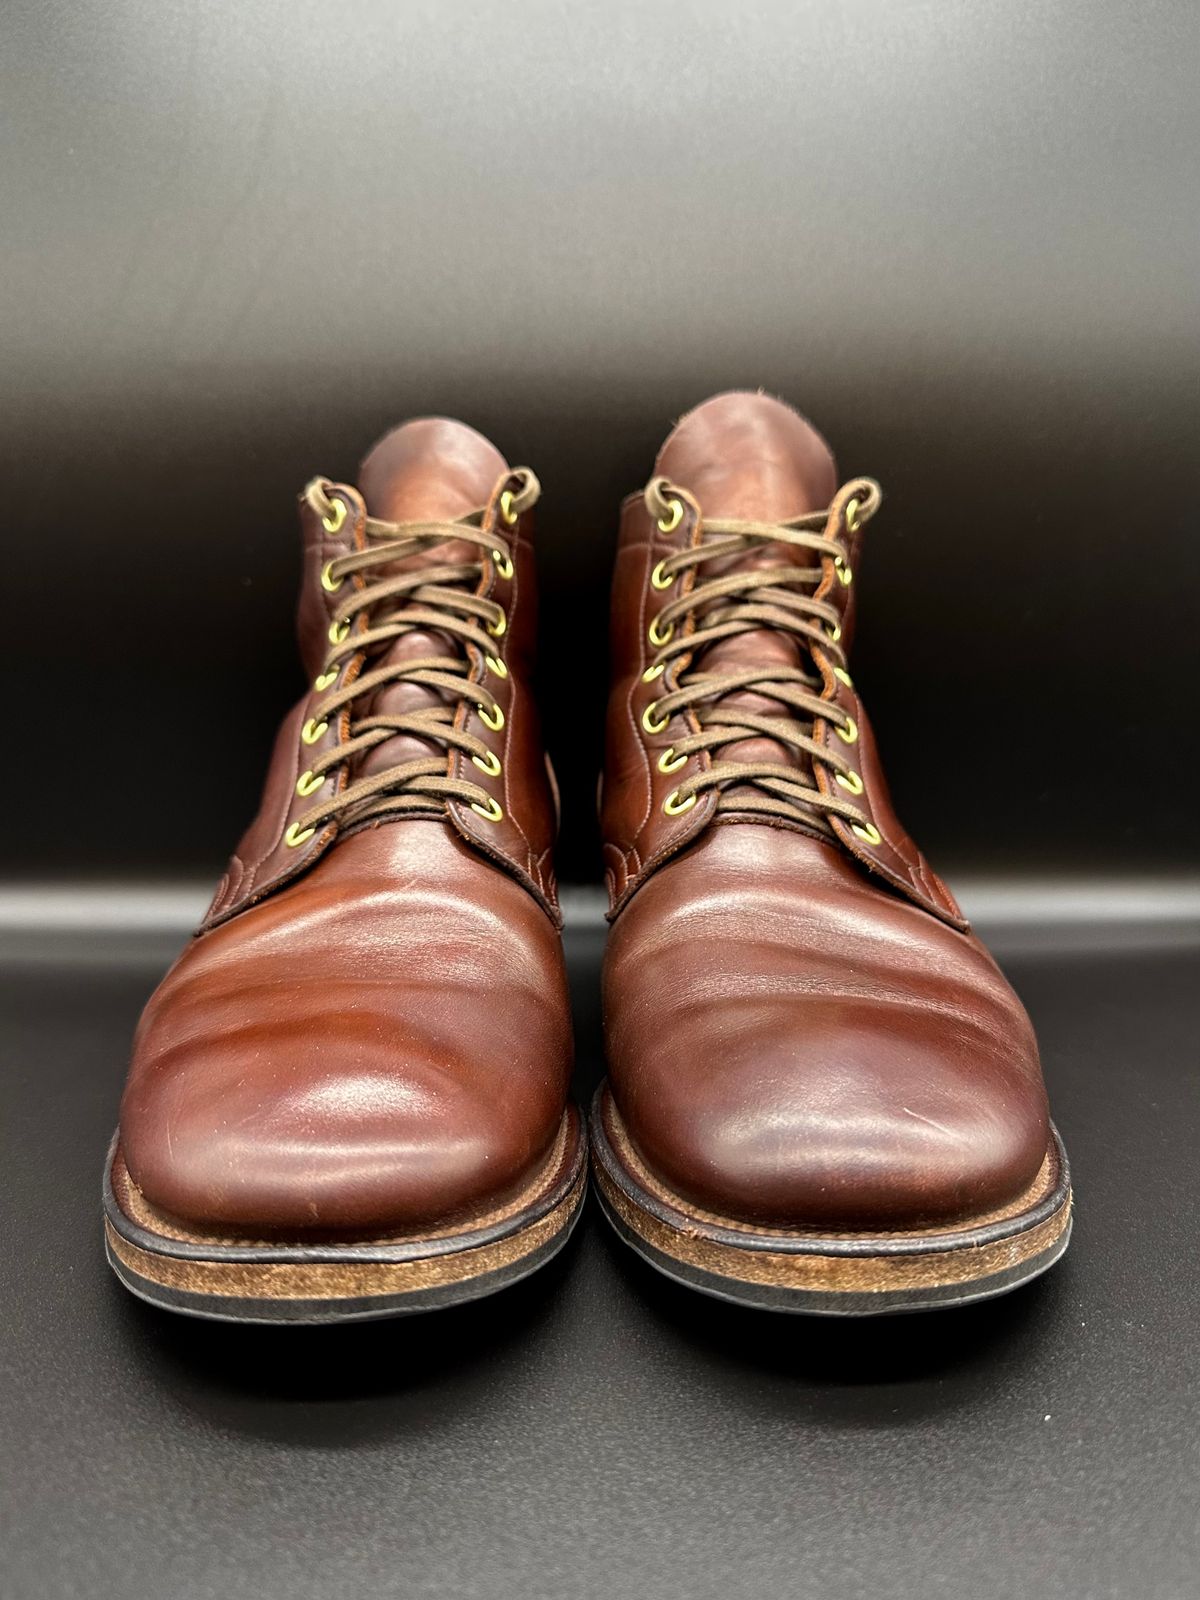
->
[[2, 4, 1199, 1598], [3, 0, 1198, 882]]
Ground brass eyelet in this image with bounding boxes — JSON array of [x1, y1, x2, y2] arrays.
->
[[845, 497, 861, 533], [836, 715, 858, 745], [658, 747, 687, 774], [642, 662, 666, 683], [650, 558, 674, 591], [479, 702, 505, 732], [499, 489, 519, 526], [295, 770, 325, 797], [301, 717, 328, 745], [487, 610, 507, 639], [314, 666, 339, 692], [657, 498, 684, 535], [833, 666, 853, 688], [826, 622, 842, 643], [642, 702, 669, 735], [321, 497, 347, 536], [663, 788, 696, 816], [835, 768, 864, 795], [329, 618, 350, 645], [470, 795, 504, 822], [284, 821, 316, 848], [851, 821, 882, 845], [485, 653, 508, 678], [472, 749, 502, 777], [835, 556, 853, 587], [648, 615, 674, 647], [492, 550, 514, 580], [321, 560, 345, 594]]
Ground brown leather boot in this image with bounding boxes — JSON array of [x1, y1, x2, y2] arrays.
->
[[105, 419, 584, 1322], [592, 392, 1071, 1314]]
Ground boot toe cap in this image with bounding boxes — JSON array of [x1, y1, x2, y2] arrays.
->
[[617, 994, 1050, 1231], [122, 1031, 553, 1235]]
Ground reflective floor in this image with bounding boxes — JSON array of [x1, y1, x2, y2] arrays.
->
[[2, 909, 1197, 1599]]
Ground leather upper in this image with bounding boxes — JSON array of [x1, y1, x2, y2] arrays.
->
[[204, 421, 560, 929], [123, 824, 572, 1233], [601, 392, 1053, 1230], [601, 394, 965, 930], [119, 419, 572, 1236]]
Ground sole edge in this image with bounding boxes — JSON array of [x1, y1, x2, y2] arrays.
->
[[104, 1110, 587, 1325], [591, 1088, 1072, 1316]]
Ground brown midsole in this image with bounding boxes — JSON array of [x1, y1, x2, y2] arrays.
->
[[595, 1093, 1071, 1296], [106, 1173, 584, 1303]]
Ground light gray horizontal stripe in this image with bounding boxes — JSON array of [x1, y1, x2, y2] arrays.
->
[[0, 877, 1198, 936], [944, 876, 1200, 926], [0, 884, 213, 933]]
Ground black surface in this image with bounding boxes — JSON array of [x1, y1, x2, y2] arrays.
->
[[3, 920, 1198, 1600], [3, 0, 1199, 884]]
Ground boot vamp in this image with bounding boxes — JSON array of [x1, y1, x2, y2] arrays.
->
[[121, 822, 572, 1235], [604, 822, 1050, 1231]]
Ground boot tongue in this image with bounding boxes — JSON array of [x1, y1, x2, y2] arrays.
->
[[655, 392, 839, 801], [358, 416, 507, 551], [656, 390, 837, 521], [351, 418, 508, 795]]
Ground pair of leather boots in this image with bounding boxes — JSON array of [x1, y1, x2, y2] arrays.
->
[[105, 391, 1071, 1323]]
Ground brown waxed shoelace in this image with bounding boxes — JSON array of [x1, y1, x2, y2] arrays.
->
[[287, 470, 540, 837], [641, 474, 883, 835]]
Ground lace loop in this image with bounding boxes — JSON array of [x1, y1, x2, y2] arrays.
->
[[644, 475, 683, 527], [501, 466, 541, 520], [642, 476, 881, 836], [289, 473, 538, 834]]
